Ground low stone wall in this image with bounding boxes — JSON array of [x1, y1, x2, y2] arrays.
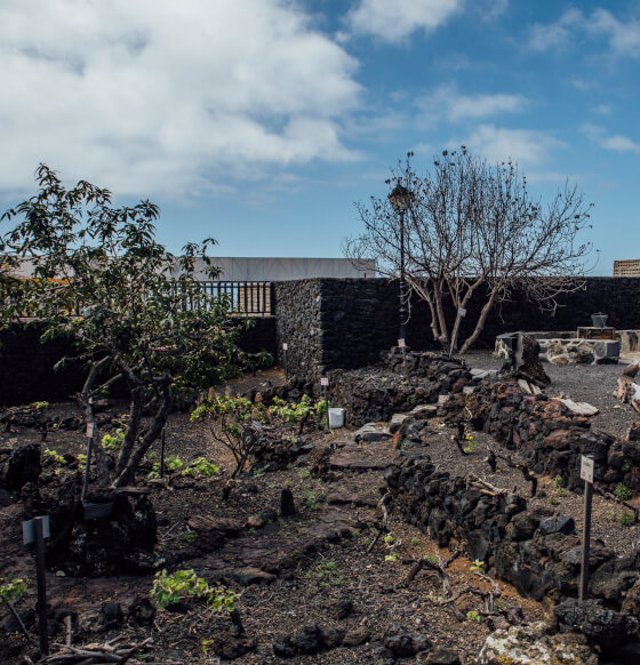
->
[[386, 453, 640, 650], [449, 378, 640, 494], [495, 332, 621, 365], [326, 350, 471, 427]]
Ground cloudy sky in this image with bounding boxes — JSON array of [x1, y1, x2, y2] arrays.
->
[[1, 0, 639, 274]]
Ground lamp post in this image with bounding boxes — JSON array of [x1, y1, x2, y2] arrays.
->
[[388, 183, 412, 344]]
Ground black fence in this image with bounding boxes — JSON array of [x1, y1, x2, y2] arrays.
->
[[2, 280, 276, 319], [181, 281, 275, 317]]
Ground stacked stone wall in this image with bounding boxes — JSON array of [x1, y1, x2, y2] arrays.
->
[[0, 322, 86, 405], [275, 277, 640, 381], [273, 280, 324, 378], [0, 317, 277, 406], [452, 380, 640, 494], [386, 454, 640, 650]]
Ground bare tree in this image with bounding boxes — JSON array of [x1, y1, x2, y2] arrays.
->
[[344, 148, 593, 354]]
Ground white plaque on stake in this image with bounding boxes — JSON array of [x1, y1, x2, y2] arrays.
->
[[398, 338, 406, 348], [580, 456, 594, 484], [320, 377, 329, 387], [282, 343, 288, 351], [86, 422, 95, 439]]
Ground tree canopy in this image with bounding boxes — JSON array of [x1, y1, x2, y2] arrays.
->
[[0, 164, 254, 487], [344, 149, 593, 354]]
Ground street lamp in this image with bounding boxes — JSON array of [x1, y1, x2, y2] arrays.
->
[[388, 183, 412, 345]]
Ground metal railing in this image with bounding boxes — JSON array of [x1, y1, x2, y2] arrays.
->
[[1, 280, 276, 319], [174, 281, 275, 317]]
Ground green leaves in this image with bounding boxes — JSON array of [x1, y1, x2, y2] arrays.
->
[[1, 165, 253, 487], [101, 429, 125, 451], [0, 578, 28, 603], [150, 569, 236, 611]]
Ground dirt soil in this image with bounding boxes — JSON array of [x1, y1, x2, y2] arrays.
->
[[1, 358, 637, 664]]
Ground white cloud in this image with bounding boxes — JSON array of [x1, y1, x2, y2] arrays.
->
[[419, 85, 525, 124], [348, 0, 463, 43], [0, 0, 361, 196], [528, 7, 640, 58], [582, 124, 640, 154], [460, 124, 565, 171], [588, 8, 640, 57], [528, 8, 582, 52], [482, 0, 509, 21]]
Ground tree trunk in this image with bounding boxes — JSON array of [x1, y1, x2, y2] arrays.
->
[[434, 281, 449, 345], [114, 386, 144, 478], [459, 287, 501, 354], [79, 357, 110, 487], [112, 375, 173, 488]]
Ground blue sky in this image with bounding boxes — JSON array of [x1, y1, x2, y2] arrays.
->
[[1, 1, 639, 274]]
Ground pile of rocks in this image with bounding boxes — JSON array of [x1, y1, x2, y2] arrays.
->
[[327, 350, 472, 428]]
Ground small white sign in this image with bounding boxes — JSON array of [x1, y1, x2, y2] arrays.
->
[[580, 455, 594, 484], [398, 338, 406, 348], [438, 394, 450, 404], [282, 343, 288, 351], [86, 422, 95, 439], [458, 308, 467, 318], [320, 377, 329, 387]]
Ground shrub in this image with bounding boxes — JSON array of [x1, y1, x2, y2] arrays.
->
[[191, 395, 327, 478], [0, 578, 28, 603], [101, 429, 125, 451], [614, 484, 633, 501]]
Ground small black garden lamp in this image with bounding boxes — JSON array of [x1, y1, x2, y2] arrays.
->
[[388, 183, 413, 343]]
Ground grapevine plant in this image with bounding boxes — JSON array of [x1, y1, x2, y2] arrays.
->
[[191, 394, 327, 478], [150, 569, 236, 612]]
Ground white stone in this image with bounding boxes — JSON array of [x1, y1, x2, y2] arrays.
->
[[409, 404, 438, 418], [479, 623, 596, 664], [557, 398, 599, 416]]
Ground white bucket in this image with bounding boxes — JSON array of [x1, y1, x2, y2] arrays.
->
[[329, 407, 345, 429]]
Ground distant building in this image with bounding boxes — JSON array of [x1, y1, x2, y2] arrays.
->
[[613, 259, 640, 277], [3, 255, 377, 317], [3, 256, 378, 281], [191, 257, 377, 281]]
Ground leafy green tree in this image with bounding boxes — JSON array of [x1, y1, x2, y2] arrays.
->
[[0, 164, 249, 487]]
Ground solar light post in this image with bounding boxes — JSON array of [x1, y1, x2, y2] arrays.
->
[[388, 183, 413, 345]]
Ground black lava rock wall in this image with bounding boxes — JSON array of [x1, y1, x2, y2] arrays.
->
[[275, 277, 640, 381], [0, 317, 278, 406]]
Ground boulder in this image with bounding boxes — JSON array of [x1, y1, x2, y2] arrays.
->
[[479, 622, 597, 664], [555, 598, 640, 649], [513, 334, 550, 386], [382, 625, 432, 658], [1, 443, 41, 492], [354, 423, 392, 443]]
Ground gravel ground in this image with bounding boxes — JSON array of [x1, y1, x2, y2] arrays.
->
[[462, 350, 639, 439]]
